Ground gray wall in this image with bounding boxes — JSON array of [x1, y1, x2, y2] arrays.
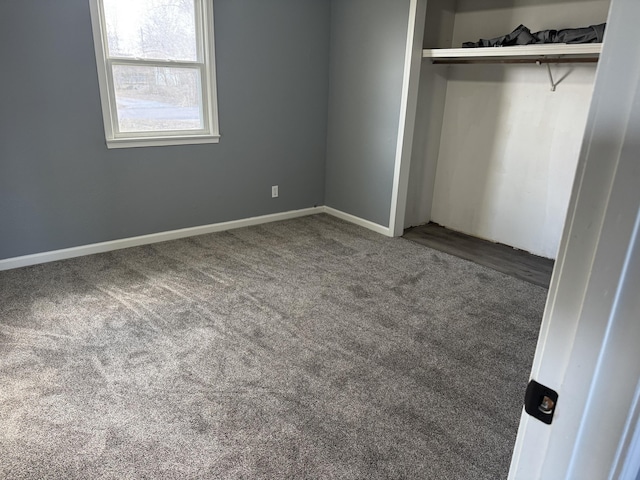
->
[[0, 0, 330, 259], [325, 0, 411, 227]]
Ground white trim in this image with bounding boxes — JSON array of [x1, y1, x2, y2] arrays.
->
[[89, 0, 115, 141], [0, 207, 323, 271], [423, 43, 602, 59], [612, 380, 640, 479], [388, 0, 427, 237], [107, 58, 203, 69], [0, 206, 394, 271], [323, 207, 392, 237], [106, 134, 220, 149], [202, 0, 220, 141]]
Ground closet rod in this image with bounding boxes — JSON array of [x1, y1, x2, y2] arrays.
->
[[432, 57, 599, 65]]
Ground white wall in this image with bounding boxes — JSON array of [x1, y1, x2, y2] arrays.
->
[[431, 65, 597, 258], [411, 0, 610, 259]]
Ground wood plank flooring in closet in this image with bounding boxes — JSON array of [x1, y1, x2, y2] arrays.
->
[[403, 223, 554, 288]]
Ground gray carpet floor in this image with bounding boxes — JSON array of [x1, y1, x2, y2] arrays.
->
[[0, 214, 547, 479]]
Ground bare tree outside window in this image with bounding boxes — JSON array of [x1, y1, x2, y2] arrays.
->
[[104, 0, 197, 60]]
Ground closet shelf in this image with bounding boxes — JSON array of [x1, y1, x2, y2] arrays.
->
[[423, 44, 602, 64]]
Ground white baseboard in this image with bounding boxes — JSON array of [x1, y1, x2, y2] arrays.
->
[[0, 206, 392, 271], [0, 207, 323, 271], [323, 207, 392, 237]]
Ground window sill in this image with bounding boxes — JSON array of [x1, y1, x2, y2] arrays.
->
[[106, 134, 220, 149]]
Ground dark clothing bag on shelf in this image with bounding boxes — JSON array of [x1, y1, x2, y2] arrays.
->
[[463, 23, 606, 48]]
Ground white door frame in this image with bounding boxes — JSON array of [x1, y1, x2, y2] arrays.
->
[[388, 0, 427, 237], [508, 0, 640, 477]]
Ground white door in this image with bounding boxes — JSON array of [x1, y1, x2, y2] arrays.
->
[[508, 0, 640, 478]]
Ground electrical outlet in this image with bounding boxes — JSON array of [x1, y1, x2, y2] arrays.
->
[[271, 185, 279, 198]]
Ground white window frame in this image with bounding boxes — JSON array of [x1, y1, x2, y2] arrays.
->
[[89, 0, 220, 149]]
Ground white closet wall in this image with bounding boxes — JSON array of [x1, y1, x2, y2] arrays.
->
[[407, 0, 611, 259]]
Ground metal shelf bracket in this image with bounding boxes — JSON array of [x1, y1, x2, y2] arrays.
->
[[538, 60, 558, 91]]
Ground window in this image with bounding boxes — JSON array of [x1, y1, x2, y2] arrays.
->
[[89, 0, 219, 148]]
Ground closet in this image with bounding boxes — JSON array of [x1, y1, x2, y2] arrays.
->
[[404, 0, 611, 259]]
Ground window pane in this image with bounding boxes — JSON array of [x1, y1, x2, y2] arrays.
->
[[112, 65, 203, 132], [103, 0, 198, 61]]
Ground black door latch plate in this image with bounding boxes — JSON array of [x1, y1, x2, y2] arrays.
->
[[524, 380, 558, 425]]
